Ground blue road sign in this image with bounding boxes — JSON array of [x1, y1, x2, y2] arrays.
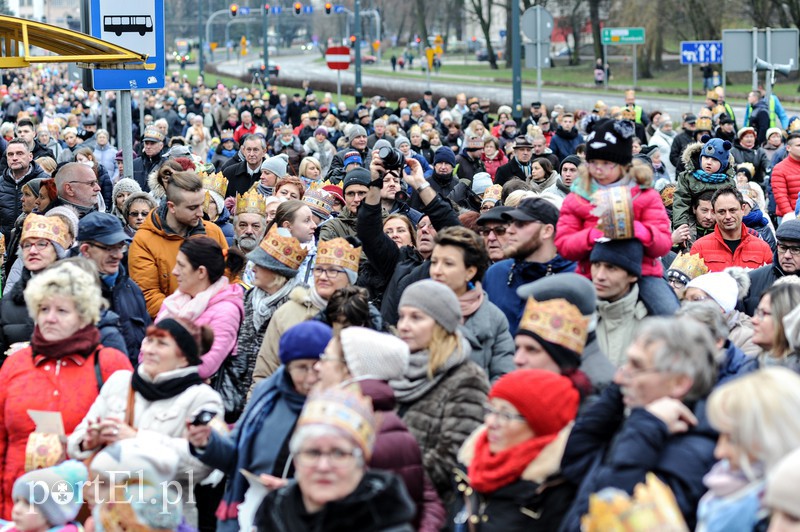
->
[[499, 29, 507, 38], [88, 0, 165, 90], [681, 41, 723, 64], [333, 5, 345, 13], [271, 5, 282, 14], [302, 5, 313, 13], [240, 6, 250, 14]]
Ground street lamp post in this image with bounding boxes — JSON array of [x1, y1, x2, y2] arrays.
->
[[354, 0, 362, 103]]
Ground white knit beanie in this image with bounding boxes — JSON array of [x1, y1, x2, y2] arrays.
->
[[340, 327, 410, 381], [686, 272, 738, 313]]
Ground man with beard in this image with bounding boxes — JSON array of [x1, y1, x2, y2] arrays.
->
[[232, 189, 268, 289], [672, 190, 717, 252], [549, 113, 584, 163], [483, 197, 576, 335]]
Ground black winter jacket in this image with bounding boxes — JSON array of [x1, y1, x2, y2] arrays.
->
[[132, 153, 163, 192], [743, 258, 792, 316], [0, 162, 48, 242], [255, 470, 415, 532], [559, 384, 717, 531], [101, 265, 150, 364]]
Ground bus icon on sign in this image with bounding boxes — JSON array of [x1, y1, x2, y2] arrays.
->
[[104, 15, 154, 36]]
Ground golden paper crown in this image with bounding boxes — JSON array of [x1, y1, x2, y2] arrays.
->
[[259, 226, 308, 270], [0, 233, 4, 260], [21, 213, 70, 249], [298, 385, 376, 460], [236, 189, 267, 216], [519, 297, 589, 355], [317, 237, 361, 272], [202, 172, 228, 199], [706, 90, 719, 101], [668, 252, 708, 281], [696, 117, 713, 131], [621, 108, 636, 121], [482, 184, 503, 204]]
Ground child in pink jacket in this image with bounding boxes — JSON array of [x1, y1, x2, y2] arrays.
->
[[555, 118, 677, 315]]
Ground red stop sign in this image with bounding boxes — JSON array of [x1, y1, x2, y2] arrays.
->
[[326, 46, 351, 70]]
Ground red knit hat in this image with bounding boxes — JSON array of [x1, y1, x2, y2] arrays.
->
[[489, 369, 579, 436]]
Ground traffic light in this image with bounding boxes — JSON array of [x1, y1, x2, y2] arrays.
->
[[230, 3, 238, 16], [264, 3, 270, 10], [325, 2, 332, 14], [294, 2, 302, 14], [349, 35, 356, 47]]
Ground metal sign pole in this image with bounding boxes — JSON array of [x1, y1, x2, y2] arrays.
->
[[536, 7, 542, 102], [604, 44, 608, 90], [752, 27, 758, 90], [337, 69, 341, 101], [118, 91, 134, 180], [100, 91, 108, 132], [688, 65, 693, 113], [512, 0, 522, 120], [633, 44, 637, 88]]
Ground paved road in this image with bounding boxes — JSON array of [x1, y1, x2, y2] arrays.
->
[[214, 53, 747, 120]]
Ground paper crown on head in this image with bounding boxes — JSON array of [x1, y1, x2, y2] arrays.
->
[[667, 252, 708, 285], [298, 385, 376, 460], [259, 226, 308, 270], [695, 117, 713, 131], [303, 188, 336, 219], [481, 184, 503, 205], [317, 237, 361, 272], [519, 297, 589, 355], [21, 213, 70, 249], [236, 189, 267, 216], [202, 172, 228, 199]]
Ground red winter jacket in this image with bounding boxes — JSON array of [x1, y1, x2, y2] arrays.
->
[[555, 185, 673, 278], [690, 223, 773, 272], [771, 155, 800, 217], [0, 342, 131, 519]]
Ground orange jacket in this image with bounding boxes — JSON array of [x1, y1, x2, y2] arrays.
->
[[690, 223, 773, 272], [128, 206, 228, 318]]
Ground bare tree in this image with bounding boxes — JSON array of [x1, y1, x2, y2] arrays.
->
[[468, 0, 499, 69]]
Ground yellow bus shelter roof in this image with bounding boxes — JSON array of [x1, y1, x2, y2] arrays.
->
[[0, 16, 154, 70]]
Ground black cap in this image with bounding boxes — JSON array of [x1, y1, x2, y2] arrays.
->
[[78, 211, 132, 245], [501, 197, 559, 226], [684, 113, 697, 124], [531, 101, 541, 108], [342, 167, 371, 192], [82, 116, 96, 126], [424, 90, 432, 96], [477, 206, 513, 225]]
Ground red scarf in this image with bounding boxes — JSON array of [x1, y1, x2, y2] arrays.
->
[[31, 324, 101, 359], [467, 428, 558, 493]]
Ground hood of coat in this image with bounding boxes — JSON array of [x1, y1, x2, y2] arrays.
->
[[358, 378, 396, 411], [681, 141, 737, 176]]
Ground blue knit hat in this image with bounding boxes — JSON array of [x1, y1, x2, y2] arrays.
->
[[279, 321, 333, 365], [433, 147, 456, 167], [700, 136, 732, 171]]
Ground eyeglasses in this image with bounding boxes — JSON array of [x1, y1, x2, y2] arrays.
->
[[483, 405, 526, 423], [755, 307, 773, 319], [69, 179, 100, 188], [21, 240, 52, 251], [319, 353, 345, 364], [777, 243, 800, 257], [295, 447, 362, 468], [617, 362, 662, 379], [313, 267, 346, 279], [286, 362, 316, 377], [89, 242, 128, 254], [477, 225, 508, 237], [128, 210, 149, 218], [667, 278, 686, 289]]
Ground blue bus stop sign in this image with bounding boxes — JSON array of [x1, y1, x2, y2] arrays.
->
[[88, 0, 166, 90]]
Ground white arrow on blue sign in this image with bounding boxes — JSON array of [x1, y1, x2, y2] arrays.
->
[[240, 6, 250, 14], [681, 41, 723, 64], [271, 6, 282, 14]]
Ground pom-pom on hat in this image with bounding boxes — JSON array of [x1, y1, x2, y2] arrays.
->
[[584, 118, 634, 166], [699, 136, 732, 171]]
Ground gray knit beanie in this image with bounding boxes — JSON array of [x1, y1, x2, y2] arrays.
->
[[399, 279, 462, 333], [261, 154, 288, 178], [113, 178, 142, 198], [340, 327, 410, 381]]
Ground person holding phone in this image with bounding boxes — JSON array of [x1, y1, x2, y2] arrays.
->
[[67, 317, 224, 524]]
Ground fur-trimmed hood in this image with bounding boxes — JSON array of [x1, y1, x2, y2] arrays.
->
[[681, 141, 737, 177], [458, 423, 573, 484]]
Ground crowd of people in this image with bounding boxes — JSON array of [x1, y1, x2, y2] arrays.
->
[[0, 64, 800, 531]]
